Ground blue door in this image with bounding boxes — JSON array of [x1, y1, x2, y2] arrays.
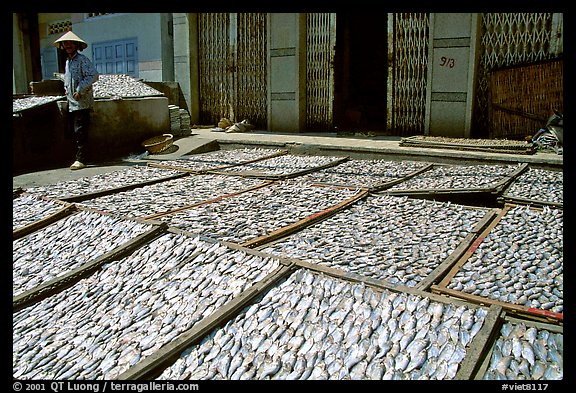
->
[[92, 38, 138, 77]]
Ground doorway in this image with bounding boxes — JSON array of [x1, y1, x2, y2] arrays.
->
[[333, 13, 388, 134]]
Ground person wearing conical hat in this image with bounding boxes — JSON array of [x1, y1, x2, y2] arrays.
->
[[54, 31, 99, 170]]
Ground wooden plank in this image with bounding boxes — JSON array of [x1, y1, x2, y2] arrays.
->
[[13, 203, 77, 241], [492, 162, 529, 194], [436, 206, 510, 288], [370, 163, 434, 192], [417, 207, 500, 291], [430, 285, 563, 324], [240, 187, 369, 248], [499, 195, 563, 209], [116, 262, 296, 380], [13, 222, 168, 313], [456, 304, 503, 380]]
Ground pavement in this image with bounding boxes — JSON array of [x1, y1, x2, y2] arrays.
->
[[12, 128, 563, 190]]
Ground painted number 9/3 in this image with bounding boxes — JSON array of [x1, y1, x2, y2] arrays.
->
[[440, 56, 455, 68]]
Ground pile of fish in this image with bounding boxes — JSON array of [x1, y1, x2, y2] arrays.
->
[[261, 195, 489, 286], [386, 164, 520, 191], [23, 166, 183, 199], [216, 154, 345, 177], [93, 74, 163, 99], [503, 167, 563, 205], [13, 194, 67, 231], [299, 159, 430, 189], [157, 180, 362, 244], [158, 269, 488, 380], [13, 95, 64, 113], [482, 321, 563, 380], [13, 210, 153, 297], [77, 174, 266, 218], [13, 233, 282, 380], [446, 205, 563, 313], [151, 148, 286, 172]]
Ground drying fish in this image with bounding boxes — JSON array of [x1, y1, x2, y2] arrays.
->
[[157, 269, 488, 380], [504, 167, 563, 205], [447, 205, 563, 313], [150, 148, 286, 173], [298, 159, 429, 189], [13, 210, 153, 296], [483, 322, 562, 380], [158, 179, 361, 244], [24, 165, 184, 199], [13, 233, 281, 380], [262, 195, 489, 286], [387, 163, 521, 191]]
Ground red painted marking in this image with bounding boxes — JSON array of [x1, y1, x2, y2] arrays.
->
[[468, 237, 485, 253], [527, 308, 563, 321]]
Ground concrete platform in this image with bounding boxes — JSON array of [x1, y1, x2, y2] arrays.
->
[[12, 129, 563, 190]]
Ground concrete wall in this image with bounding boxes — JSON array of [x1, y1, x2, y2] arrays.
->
[[267, 13, 306, 132], [89, 97, 170, 159], [38, 13, 173, 82], [173, 13, 199, 122], [13, 96, 170, 174], [425, 13, 480, 138], [13, 102, 74, 174]]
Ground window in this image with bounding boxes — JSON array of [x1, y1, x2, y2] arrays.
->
[[92, 38, 138, 77], [47, 20, 72, 35]]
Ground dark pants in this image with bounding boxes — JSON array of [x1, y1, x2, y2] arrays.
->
[[70, 109, 90, 163]]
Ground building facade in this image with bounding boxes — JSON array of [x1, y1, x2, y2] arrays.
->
[[13, 12, 563, 138]]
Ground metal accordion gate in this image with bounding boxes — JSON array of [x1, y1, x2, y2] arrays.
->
[[305, 13, 336, 131], [473, 13, 563, 137], [387, 13, 430, 136], [198, 13, 268, 129], [304, 13, 430, 135]]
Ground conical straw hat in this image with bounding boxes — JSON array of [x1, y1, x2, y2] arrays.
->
[[53, 31, 88, 51]]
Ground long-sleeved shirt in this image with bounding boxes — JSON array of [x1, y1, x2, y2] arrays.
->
[[64, 52, 99, 112]]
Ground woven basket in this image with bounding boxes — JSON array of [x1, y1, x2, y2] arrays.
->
[[489, 58, 563, 140], [142, 134, 173, 154]]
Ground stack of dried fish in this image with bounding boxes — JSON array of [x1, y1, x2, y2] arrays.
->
[[92, 74, 163, 99], [446, 205, 563, 313], [261, 195, 489, 286], [158, 269, 488, 380], [13, 95, 64, 113], [482, 321, 562, 380], [13, 233, 282, 380]]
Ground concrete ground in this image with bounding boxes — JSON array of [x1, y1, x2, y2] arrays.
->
[[13, 129, 563, 190]]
